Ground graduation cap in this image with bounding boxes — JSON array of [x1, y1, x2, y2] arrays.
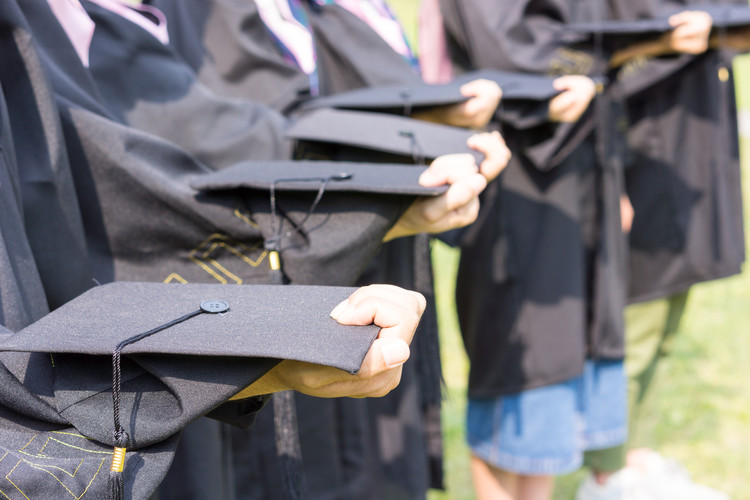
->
[[189, 160, 448, 197], [1, 282, 380, 499], [299, 71, 560, 116], [286, 108, 484, 164], [566, 5, 750, 48], [189, 159, 447, 285], [299, 82, 471, 114], [453, 69, 562, 101]]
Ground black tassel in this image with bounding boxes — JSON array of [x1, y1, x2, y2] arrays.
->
[[273, 391, 307, 500], [269, 250, 285, 285], [108, 309, 206, 500], [107, 441, 126, 500], [412, 234, 443, 407]]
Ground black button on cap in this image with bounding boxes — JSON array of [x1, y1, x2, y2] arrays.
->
[[201, 300, 230, 314]]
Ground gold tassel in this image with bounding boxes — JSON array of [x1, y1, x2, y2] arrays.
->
[[108, 447, 126, 500]]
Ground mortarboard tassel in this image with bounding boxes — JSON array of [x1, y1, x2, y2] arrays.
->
[[273, 391, 308, 500], [108, 440, 127, 500], [398, 130, 425, 166], [265, 238, 285, 285], [265, 173, 352, 499], [399, 88, 413, 117], [266, 173, 352, 285], [107, 303, 229, 500]]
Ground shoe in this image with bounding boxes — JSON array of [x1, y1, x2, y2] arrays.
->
[[575, 468, 651, 500], [576, 451, 731, 500], [635, 451, 731, 500]]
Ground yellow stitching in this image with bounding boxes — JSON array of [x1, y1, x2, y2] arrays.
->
[[189, 255, 228, 284], [165, 233, 267, 284], [197, 241, 222, 258], [15, 459, 84, 478], [51, 432, 89, 438], [22, 436, 109, 458], [19, 458, 106, 499], [163, 273, 188, 284], [205, 258, 242, 284], [192, 234, 265, 266], [233, 207, 259, 229], [220, 242, 266, 267], [6, 460, 32, 500], [17, 436, 37, 453], [547, 47, 593, 76], [188, 235, 266, 283], [194, 233, 224, 249], [50, 432, 97, 443]]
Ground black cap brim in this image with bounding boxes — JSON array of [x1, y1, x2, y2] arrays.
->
[[2, 282, 380, 375], [286, 108, 484, 164]]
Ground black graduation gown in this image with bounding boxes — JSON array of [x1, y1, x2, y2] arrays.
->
[[4, 5, 423, 500], [617, 0, 746, 303], [0, 5, 271, 496], [20, 0, 403, 291], [440, 0, 630, 396], [153, 0, 423, 115], [149, 1, 443, 498]]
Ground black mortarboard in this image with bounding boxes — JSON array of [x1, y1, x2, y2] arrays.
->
[[189, 160, 448, 197], [299, 71, 560, 115], [300, 82, 470, 114], [286, 108, 484, 164], [454, 70, 562, 101], [1, 282, 380, 499], [188, 159, 446, 286], [3, 282, 379, 373], [566, 5, 750, 47]]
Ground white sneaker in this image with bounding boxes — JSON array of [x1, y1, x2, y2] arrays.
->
[[576, 451, 731, 500], [636, 451, 731, 500], [575, 468, 651, 500]]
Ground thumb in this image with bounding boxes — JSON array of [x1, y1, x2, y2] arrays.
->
[[368, 337, 411, 372]]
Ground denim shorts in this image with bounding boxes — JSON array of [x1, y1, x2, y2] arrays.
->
[[467, 360, 627, 475]]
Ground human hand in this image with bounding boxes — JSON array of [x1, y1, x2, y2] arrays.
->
[[233, 285, 425, 399], [384, 153, 486, 241], [620, 194, 634, 233], [468, 130, 511, 183], [663, 10, 713, 54], [413, 79, 502, 129], [548, 75, 596, 123], [383, 130, 509, 241]]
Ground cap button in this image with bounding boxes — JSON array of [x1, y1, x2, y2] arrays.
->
[[201, 300, 230, 314]]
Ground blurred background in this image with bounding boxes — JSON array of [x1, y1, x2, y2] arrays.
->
[[389, 2, 750, 499]]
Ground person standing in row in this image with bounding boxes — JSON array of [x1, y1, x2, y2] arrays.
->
[[578, 1, 748, 498]]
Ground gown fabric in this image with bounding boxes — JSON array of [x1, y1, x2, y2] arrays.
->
[[440, 0, 631, 397], [151, 1, 444, 498], [0, 1, 414, 498]]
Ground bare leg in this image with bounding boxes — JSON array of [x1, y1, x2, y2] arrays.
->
[[592, 469, 617, 485], [471, 454, 518, 500], [517, 475, 555, 500]]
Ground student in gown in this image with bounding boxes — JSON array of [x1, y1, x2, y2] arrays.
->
[[0, 3, 430, 499], [1, 1, 508, 498], [434, 1, 638, 498], [576, 1, 747, 498], [23, 1, 510, 499], [146, 1, 509, 498], [432, 0, 746, 498]]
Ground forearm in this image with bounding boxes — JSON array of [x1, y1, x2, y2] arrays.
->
[[610, 38, 672, 68]]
